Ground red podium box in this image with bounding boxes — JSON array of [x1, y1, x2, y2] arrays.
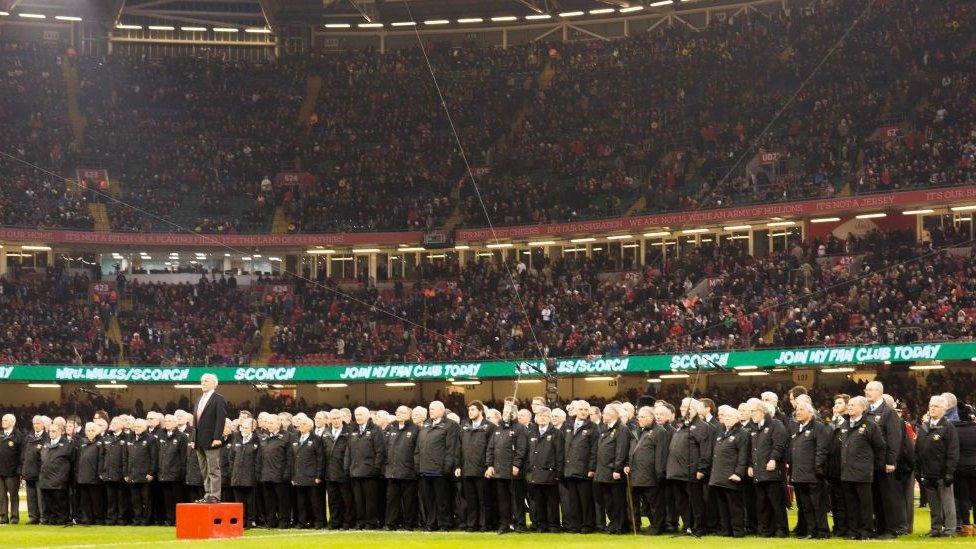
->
[[176, 503, 244, 539]]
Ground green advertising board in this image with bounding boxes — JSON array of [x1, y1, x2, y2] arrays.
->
[[0, 341, 970, 384]]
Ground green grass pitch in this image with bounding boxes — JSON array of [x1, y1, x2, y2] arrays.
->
[[0, 509, 971, 548]]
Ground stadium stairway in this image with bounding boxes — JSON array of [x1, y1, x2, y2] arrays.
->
[[60, 58, 86, 149], [253, 318, 276, 365], [624, 196, 646, 216], [107, 315, 128, 365], [297, 75, 323, 125], [88, 203, 110, 232], [271, 206, 289, 234]]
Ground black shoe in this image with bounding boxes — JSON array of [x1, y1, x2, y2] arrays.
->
[[497, 528, 510, 534], [876, 533, 895, 540], [9, 518, 17, 525]]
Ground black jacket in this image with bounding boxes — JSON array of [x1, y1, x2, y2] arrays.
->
[[291, 433, 325, 486], [156, 430, 187, 483], [915, 418, 959, 480], [75, 436, 102, 485], [39, 437, 74, 489], [20, 430, 48, 481], [99, 431, 126, 482], [184, 431, 203, 486], [345, 420, 385, 478], [562, 419, 598, 479], [125, 432, 158, 483], [709, 424, 749, 490], [0, 429, 22, 476], [595, 422, 629, 483], [865, 400, 903, 468], [385, 421, 419, 480], [322, 428, 349, 482], [748, 417, 788, 482], [193, 391, 228, 449], [666, 418, 712, 481], [787, 420, 830, 484], [826, 415, 848, 479], [415, 418, 459, 476], [627, 423, 669, 487], [220, 436, 233, 488], [229, 435, 261, 487], [458, 420, 494, 477], [526, 425, 563, 485], [840, 416, 886, 483], [486, 420, 528, 480], [258, 431, 292, 483], [956, 421, 976, 476]]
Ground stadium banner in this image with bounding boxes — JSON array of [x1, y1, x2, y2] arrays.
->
[[1, 185, 975, 248], [0, 341, 971, 383]]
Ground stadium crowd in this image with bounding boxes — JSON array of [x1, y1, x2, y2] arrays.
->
[[1, 378, 974, 539], [0, 0, 973, 235]]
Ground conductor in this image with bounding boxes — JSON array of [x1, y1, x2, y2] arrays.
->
[[193, 373, 227, 503]]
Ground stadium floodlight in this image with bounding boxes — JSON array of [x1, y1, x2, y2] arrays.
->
[[147, 25, 175, 30], [584, 376, 615, 381], [643, 231, 670, 237], [570, 237, 595, 243], [424, 20, 449, 25], [766, 220, 796, 227], [22, 245, 52, 251], [457, 18, 484, 24], [723, 225, 751, 231], [950, 205, 976, 211], [491, 16, 518, 22], [822, 367, 855, 373], [855, 212, 886, 219], [241, 256, 252, 261], [485, 243, 514, 249], [390, 21, 416, 27], [681, 228, 709, 234], [562, 247, 586, 252], [622, 243, 639, 248], [28, 384, 61, 388], [809, 217, 840, 223], [525, 14, 552, 20], [385, 382, 416, 387], [558, 11, 584, 17], [659, 373, 690, 379], [515, 379, 543, 384], [647, 378, 662, 383], [622, 5, 649, 12], [268, 257, 282, 262], [181, 26, 206, 31], [316, 383, 349, 388], [475, 252, 494, 257], [528, 240, 556, 246], [0, 11, 9, 16], [325, 23, 351, 28], [606, 234, 633, 240], [589, 8, 616, 15], [358, 23, 384, 28], [95, 384, 128, 389], [453, 244, 471, 250], [733, 365, 758, 370], [174, 384, 201, 389], [352, 248, 381, 253], [737, 371, 770, 377], [398, 247, 426, 252], [55, 16, 82, 21], [244, 28, 272, 33], [19, 13, 46, 19], [902, 209, 934, 215], [212, 27, 239, 32], [306, 249, 335, 254], [909, 364, 944, 371], [116, 24, 141, 29], [649, 0, 674, 6], [451, 381, 481, 386]]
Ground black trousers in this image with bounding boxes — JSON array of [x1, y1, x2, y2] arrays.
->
[[596, 481, 627, 534], [0, 476, 20, 521], [419, 475, 452, 530], [714, 486, 745, 536], [351, 477, 379, 528], [159, 481, 182, 525], [294, 484, 324, 527], [77, 483, 105, 524], [688, 479, 707, 534], [262, 481, 291, 527], [955, 471, 976, 525], [704, 483, 720, 533], [461, 476, 488, 530], [104, 481, 124, 525], [843, 481, 874, 539], [232, 486, 257, 526], [828, 478, 848, 535], [872, 470, 906, 535], [41, 488, 68, 525], [742, 481, 758, 534], [755, 481, 788, 535], [385, 478, 417, 529], [494, 478, 524, 531], [671, 480, 692, 532], [528, 483, 559, 531], [314, 484, 328, 527], [129, 483, 152, 525], [794, 481, 828, 536], [562, 477, 595, 532], [326, 481, 354, 528], [634, 485, 665, 534], [664, 480, 679, 531], [25, 479, 42, 523]]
